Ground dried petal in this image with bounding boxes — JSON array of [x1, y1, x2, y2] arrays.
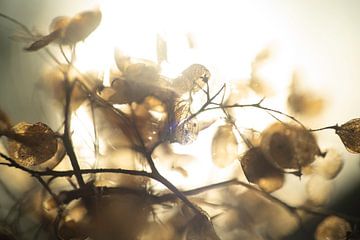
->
[[25, 9, 101, 51], [172, 64, 211, 94], [306, 175, 332, 206], [185, 214, 221, 240], [170, 101, 198, 144], [287, 72, 324, 117], [61, 9, 102, 45], [315, 216, 351, 240], [261, 123, 320, 169], [211, 124, 238, 168], [7, 122, 58, 167], [133, 96, 168, 148], [106, 78, 177, 105], [314, 149, 343, 180], [241, 147, 284, 192], [125, 63, 159, 83], [336, 118, 360, 153], [287, 92, 324, 117], [114, 49, 131, 73]]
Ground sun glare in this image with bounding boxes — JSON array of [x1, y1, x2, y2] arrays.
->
[[72, 0, 298, 187]]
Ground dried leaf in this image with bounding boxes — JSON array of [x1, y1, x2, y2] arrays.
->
[[336, 118, 360, 153], [211, 124, 238, 168], [315, 216, 351, 240], [261, 123, 320, 169], [172, 64, 211, 94], [241, 147, 284, 192], [7, 122, 58, 167], [185, 214, 221, 240]]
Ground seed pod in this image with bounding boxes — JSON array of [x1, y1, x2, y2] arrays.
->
[[261, 122, 320, 169], [211, 124, 238, 168], [184, 214, 221, 240], [241, 147, 284, 192], [170, 101, 198, 145], [315, 216, 351, 240], [6, 122, 58, 167], [336, 118, 360, 153], [172, 64, 211, 94]]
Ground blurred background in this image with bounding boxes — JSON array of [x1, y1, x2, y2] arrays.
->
[[0, 0, 360, 239]]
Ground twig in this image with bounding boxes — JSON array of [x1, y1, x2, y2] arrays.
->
[[62, 78, 85, 188]]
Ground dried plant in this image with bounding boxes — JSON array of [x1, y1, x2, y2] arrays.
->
[[0, 8, 360, 240]]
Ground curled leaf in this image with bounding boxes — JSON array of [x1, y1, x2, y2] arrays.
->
[[172, 64, 211, 94], [211, 124, 238, 168], [315, 216, 351, 240], [336, 118, 360, 153], [6, 122, 58, 167], [241, 147, 284, 192]]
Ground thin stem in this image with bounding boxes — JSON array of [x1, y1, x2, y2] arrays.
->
[[309, 125, 339, 132], [62, 78, 85, 187]]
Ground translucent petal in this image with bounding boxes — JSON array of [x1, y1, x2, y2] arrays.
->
[[211, 124, 238, 168]]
